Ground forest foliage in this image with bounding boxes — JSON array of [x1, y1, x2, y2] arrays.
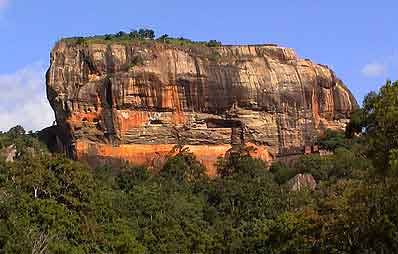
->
[[0, 81, 398, 253]]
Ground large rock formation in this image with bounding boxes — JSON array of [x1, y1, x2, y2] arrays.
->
[[46, 39, 357, 175]]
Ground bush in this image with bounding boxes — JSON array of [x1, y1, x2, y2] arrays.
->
[[317, 129, 348, 151], [269, 161, 296, 184], [75, 37, 86, 45], [292, 154, 332, 182], [129, 55, 144, 67], [328, 147, 372, 180]]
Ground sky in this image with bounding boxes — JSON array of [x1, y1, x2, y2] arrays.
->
[[0, 0, 397, 131]]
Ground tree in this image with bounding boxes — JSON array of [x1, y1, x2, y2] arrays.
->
[[117, 165, 150, 192], [292, 154, 331, 182], [269, 161, 295, 184], [360, 80, 398, 175], [10, 155, 50, 198], [160, 148, 207, 184], [7, 125, 25, 139], [216, 145, 265, 177], [115, 31, 127, 37], [158, 34, 169, 42], [345, 109, 365, 138], [206, 40, 222, 47], [128, 30, 140, 39], [317, 129, 348, 150], [138, 28, 155, 40], [388, 149, 398, 174], [104, 34, 112, 40]]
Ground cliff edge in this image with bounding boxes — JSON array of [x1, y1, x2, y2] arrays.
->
[[46, 38, 357, 174]]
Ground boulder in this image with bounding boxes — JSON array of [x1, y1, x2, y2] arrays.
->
[[286, 173, 317, 191], [1, 144, 17, 162]]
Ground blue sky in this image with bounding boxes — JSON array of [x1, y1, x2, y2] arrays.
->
[[0, 0, 397, 131]]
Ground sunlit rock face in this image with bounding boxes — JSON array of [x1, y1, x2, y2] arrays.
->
[[46, 40, 357, 175]]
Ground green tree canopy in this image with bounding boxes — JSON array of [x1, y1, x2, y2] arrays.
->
[[354, 80, 398, 175]]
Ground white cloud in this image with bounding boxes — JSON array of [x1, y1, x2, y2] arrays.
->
[[0, 0, 8, 10], [0, 63, 54, 132], [361, 63, 386, 77]]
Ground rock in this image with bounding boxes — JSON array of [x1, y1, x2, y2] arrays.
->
[[1, 145, 17, 162], [46, 39, 358, 174], [286, 173, 317, 191]]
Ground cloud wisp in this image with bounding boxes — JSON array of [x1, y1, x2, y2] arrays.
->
[[361, 51, 398, 79], [0, 63, 54, 131], [361, 63, 386, 77]]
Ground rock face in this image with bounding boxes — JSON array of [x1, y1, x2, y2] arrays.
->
[[286, 174, 317, 191], [46, 39, 357, 175]]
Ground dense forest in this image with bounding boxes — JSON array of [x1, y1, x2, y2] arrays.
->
[[0, 81, 398, 253]]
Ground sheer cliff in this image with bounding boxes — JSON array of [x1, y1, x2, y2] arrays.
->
[[46, 39, 357, 174]]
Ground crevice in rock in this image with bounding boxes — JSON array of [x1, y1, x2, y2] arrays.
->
[[101, 78, 117, 144], [206, 118, 241, 128], [105, 79, 113, 108]]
